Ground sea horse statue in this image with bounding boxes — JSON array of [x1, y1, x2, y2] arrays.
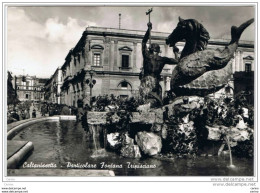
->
[[166, 17, 254, 96]]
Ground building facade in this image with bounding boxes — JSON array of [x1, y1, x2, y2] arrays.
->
[[44, 68, 62, 104], [233, 54, 254, 104], [13, 75, 47, 103], [52, 26, 254, 107]]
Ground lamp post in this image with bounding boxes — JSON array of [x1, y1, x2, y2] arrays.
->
[[86, 69, 96, 107], [53, 81, 57, 103], [34, 87, 37, 103], [14, 75, 17, 109]]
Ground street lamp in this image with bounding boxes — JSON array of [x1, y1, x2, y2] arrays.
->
[[86, 69, 96, 107], [14, 75, 17, 108], [53, 81, 57, 103]]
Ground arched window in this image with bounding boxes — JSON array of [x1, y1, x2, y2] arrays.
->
[[117, 80, 132, 90], [121, 81, 128, 89], [91, 45, 104, 50]]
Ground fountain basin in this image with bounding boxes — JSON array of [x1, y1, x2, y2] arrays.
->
[[7, 117, 254, 176]]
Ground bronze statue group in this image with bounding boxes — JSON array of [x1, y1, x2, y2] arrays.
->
[[139, 16, 254, 107]]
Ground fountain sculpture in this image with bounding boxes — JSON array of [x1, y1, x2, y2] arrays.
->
[[87, 13, 254, 167]]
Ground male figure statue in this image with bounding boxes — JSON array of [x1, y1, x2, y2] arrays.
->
[[140, 22, 179, 106]]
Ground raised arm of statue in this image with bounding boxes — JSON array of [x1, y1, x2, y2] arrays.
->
[[142, 28, 149, 44], [142, 23, 152, 57]]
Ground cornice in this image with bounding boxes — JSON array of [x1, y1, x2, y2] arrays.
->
[[84, 29, 254, 49]]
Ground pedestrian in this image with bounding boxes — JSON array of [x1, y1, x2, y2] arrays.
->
[[163, 106, 169, 123], [82, 104, 91, 132], [21, 109, 26, 120], [41, 105, 46, 116], [49, 104, 54, 116], [11, 110, 20, 121], [32, 109, 36, 118], [76, 100, 84, 122], [68, 106, 72, 115], [61, 105, 70, 115], [76, 106, 84, 122], [25, 108, 30, 119]]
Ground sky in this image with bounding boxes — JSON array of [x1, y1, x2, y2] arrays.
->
[[6, 4, 255, 78]]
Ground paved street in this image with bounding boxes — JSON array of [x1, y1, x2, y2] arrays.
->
[[29, 103, 48, 118]]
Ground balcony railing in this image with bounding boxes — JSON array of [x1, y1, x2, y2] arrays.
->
[[91, 65, 103, 71], [119, 67, 132, 72]]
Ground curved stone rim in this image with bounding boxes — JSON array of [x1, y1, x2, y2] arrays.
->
[[7, 116, 76, 140], [7, 141, 34, 169]]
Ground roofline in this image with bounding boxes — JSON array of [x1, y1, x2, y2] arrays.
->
[[84, 26, 254, 46], [60, 25, 254, 70]]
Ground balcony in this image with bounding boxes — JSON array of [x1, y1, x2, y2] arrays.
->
[[119, 67, 132, 72], [91, 66, 103, 72]]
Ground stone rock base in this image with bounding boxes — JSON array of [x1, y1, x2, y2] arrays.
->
[[107, 132, 121, 149], [135, 131, 162, 156], [120, 144, 141, 158]]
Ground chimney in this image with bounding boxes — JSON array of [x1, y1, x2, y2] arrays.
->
[[119, 13, 121, 29]]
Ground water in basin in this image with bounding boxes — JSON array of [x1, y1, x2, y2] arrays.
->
[[12, 120, 254, 176]]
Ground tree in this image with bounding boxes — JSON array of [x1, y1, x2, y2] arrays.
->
[[7, 71, 20, 106]]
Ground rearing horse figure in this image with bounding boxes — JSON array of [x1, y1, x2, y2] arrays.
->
[[166, 17, 210, 59], [166, 17, 254, 97]]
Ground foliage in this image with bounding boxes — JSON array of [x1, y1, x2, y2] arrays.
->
[[165, 105, 199, 156], [7, 71, 20, 106], [97, 92, 254, 158], [164, 92, 254, 157], [167, 123, 198, 156], [106, 110, 133, 133], [92, 94, 143, 112], [17, 101, 32, 111], [93, 95, 111, 111], [117, 97, 142, 112], [116, 111, 133, 132], [201, 95, 254, 128]]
